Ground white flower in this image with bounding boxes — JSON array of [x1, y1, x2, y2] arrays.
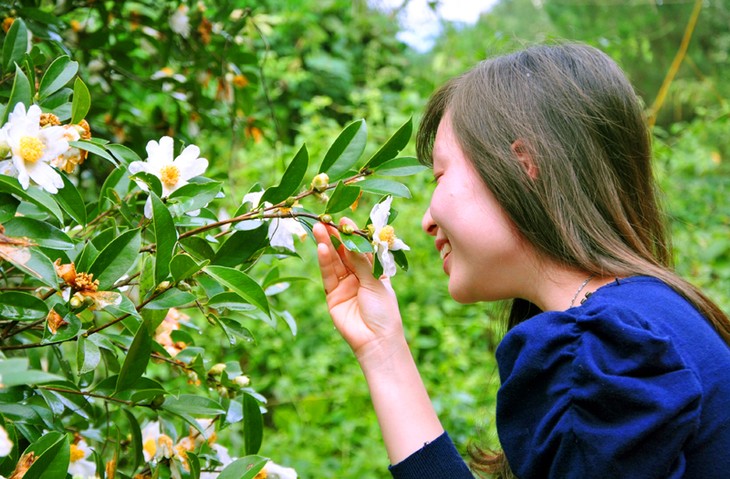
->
[[141, 421, 175, 463], [128, 136, 208, 217], [170, 5, 191, 38], [264, 461, 298, 479], [370, 196, 409, 277], [0, 425, 12, 457], [199, 443, 235, 479], [242, 191, 308, 252], [68, 439, 96, 478], [0, 103, 68, 193]]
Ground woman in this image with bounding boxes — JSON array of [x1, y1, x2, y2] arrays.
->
[[312, 43, 730, 478]]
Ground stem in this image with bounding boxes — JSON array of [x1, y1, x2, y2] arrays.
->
[[37, 385, 146, 407]]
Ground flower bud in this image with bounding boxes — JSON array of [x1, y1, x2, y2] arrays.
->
[[339, 223, 355, 235], [208, 363, 226, 376], [178, 281, 192, 291], [319, 214, 333, 224], [69, 293, 84, 309], [0, 140, 10, 159], [216, 385, 229, 398], [233, 375, 250, 388], [310, 172, 329, 192], [156, 281, 172, 292]]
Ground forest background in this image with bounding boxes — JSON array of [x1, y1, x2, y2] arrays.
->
[[0, 0, 728, 478]]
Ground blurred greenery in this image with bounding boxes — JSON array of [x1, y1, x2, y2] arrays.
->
[[1, 0, 728, 477]]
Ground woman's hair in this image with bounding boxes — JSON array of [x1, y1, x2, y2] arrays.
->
[[416, 42, 730, 476]]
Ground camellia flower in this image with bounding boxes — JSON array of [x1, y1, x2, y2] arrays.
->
[[54, 260, 122, 311], [242, 191, 308, 253], [141, 421, 175, 463], [169, 5, 191, 38], [0, 103, 68, 193], [128, 136, 208, 217], [0, 424, 12, 456], [68, 439, 97, 478], [53, 120, 91, 174], [369, 196, 409, 277]]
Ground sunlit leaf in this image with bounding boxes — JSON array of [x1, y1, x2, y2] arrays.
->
[[2, 18, 28, 74], [0, 292, 48, 321], [21, 431, 70, 479], [77, 336, 101, 375], [338, 232, 374, 254], [211, 225, 268, 267], [325, 181, 361, 214], [69, 139, 117, 166], [38, 55, 78, 100], [2, 66, 32, 125], [204, 266, 270, 316], [0, 175, 65, 224], [115, 323, 152, 393], [261, 144, 308, 204], [151, 193, 177, 285], [0, 358, 64, 387], [243, 393, 264, 455], [70, 77, 90, 124], [144, 288, 196, 310], [372, 156, 427, 176], [3, 217, 74, 250], [363, 117, 413, 169], [88, 228, 141, 290], [54, 172, 87, 225], [358, 179, 411, 198], [218, 456, 268, 479], [162, 394, 226, 416], [320, 119, 367, 180]]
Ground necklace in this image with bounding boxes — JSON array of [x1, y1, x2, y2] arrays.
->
[[569, 275, 595, 307]]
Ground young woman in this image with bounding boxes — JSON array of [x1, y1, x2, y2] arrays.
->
[[312, 43, 730, 478]]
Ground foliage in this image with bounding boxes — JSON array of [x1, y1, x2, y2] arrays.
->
[[0, 2, 425, 478]]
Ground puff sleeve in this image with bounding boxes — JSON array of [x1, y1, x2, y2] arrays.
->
[[495, 307, 702, 479]]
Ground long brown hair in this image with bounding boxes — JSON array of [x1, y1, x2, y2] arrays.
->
[[416, 42, 730, 476]]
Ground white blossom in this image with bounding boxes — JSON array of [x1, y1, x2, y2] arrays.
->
[[370, 196, 409, 277], [242, 191, 308, 252], [170, 5, 191, 38], [68, 439, 96, 478], [0, 425, 12, 457], [0, 103, 68, 193]]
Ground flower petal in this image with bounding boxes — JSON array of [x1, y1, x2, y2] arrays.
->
[[26, 161, 63, 193], [369, 196, 393, 229]]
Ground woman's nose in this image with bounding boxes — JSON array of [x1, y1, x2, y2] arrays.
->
[[422, 207, 437, 236]]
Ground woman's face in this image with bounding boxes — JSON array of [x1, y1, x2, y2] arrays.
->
[[421, 115, 534, 304]]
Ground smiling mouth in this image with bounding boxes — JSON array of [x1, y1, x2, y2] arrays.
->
[[440, 242, 452, 261]]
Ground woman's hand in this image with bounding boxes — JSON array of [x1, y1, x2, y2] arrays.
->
[[313, 220, 405, 363]]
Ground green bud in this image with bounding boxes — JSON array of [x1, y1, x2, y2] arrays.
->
[[285, 196, 297, 207], [319, 214, 333, 224], [208, 363, 227, 376], [178, 281, 192, 291], [233, 375, 250, 388], [311, 172, 330, 192], [156, 280, 172, 291], [339, 223, 355, 235], [0, 140, 10, 159]]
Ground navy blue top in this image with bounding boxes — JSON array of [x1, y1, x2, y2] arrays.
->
[[390, 277, 730, 478]]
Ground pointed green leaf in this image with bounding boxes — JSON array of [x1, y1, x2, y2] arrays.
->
[[22, 431, 69, 479], [38, 55, 78, 100], [325, 181, 361, 214], [77, 336, 101, 375], [319, 119, 368, 180], [243, 393, 264, 455], [123, 409, 145, 471], [151, 193, 177, 285], [54, 172, 87, 225], [170, 253, 205, 282], [115, 323, 152, 393], [69, 139, 117, 165], [338, 231, 374, 254], [0, 292, 49, 321], [167, 181, 222, 216], [88, 228, 141, 290], [162, 395, 226, 416], [70, 77, 90, 124], [2, 18, 28, 73], [204, 266, 270, 316], [2, 67, 32, 125], [372, 157, 427, 176], [0, 193, 19, 222], [363, 117, 413, 169], [3, 217, 74, 250], [0, 358, 64, 387], [212, 225, 268, 267], [144, 288, 196, 310], [0, 243, 58, 289], [358, 179, 411, 198], [106, 143, 142, 166], [218, 456, 268, 479], [261, 144, 308, 204]]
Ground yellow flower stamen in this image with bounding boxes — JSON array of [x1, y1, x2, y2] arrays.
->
[[73, 272, 99, 292], [70, 444, 85, 462], [378, 225, 397, 248], [19, 136, 45, 163], [254, 470, 268, 479], [143, 438, 156, 459], [159, 164, 180, 188]]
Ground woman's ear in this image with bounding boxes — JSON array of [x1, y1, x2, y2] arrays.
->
[[511, 140, 538, 180]]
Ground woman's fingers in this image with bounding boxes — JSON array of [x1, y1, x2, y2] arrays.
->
[[314, 222, 351, 294]]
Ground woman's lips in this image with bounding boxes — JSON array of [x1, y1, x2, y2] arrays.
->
[[439, 242, 452, 261]]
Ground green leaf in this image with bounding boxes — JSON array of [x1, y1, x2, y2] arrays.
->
[[3, 67, 32, 124], [106, 143, 142, 166], [320, 119, 368, 180], [261, 144, 308, 204], [2, 18, 28, 74], [325, 181, 361, 214], [70, 77, 90, 124], [0, 193, 19, 222], [88, 228, 141, 290], [54, 172, 87, 225], [363, 117, 413, 169], [358, 179, 411, 198], [0, 242, 58, 289], [77, 336, 101, 375], [170, 253, 205, 282], [338, 232, 374, 254], [204, 266, 270, 316], [0, 292, 48, 321], [22, 431, 69, 479], [38, 55, 78, 100], [243, 393, 264, 455], [151, 193, 177, 285], [218, 456, 268, 479], [0, 175, 65, 224], [43, 310, 81, 343], [144, 288, 196, 310], [0, 358, 64, 387], [373, 157, 427, 176], [167, 181, 222, 216], [69, 139, 117, 165], [129, 171, 162, 198], [162, 394, 226, 416], [3, 217, 74, 250], [123, 408, 145, 471], [212, 225, 268, 267], [115, 323, 152, 393]]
